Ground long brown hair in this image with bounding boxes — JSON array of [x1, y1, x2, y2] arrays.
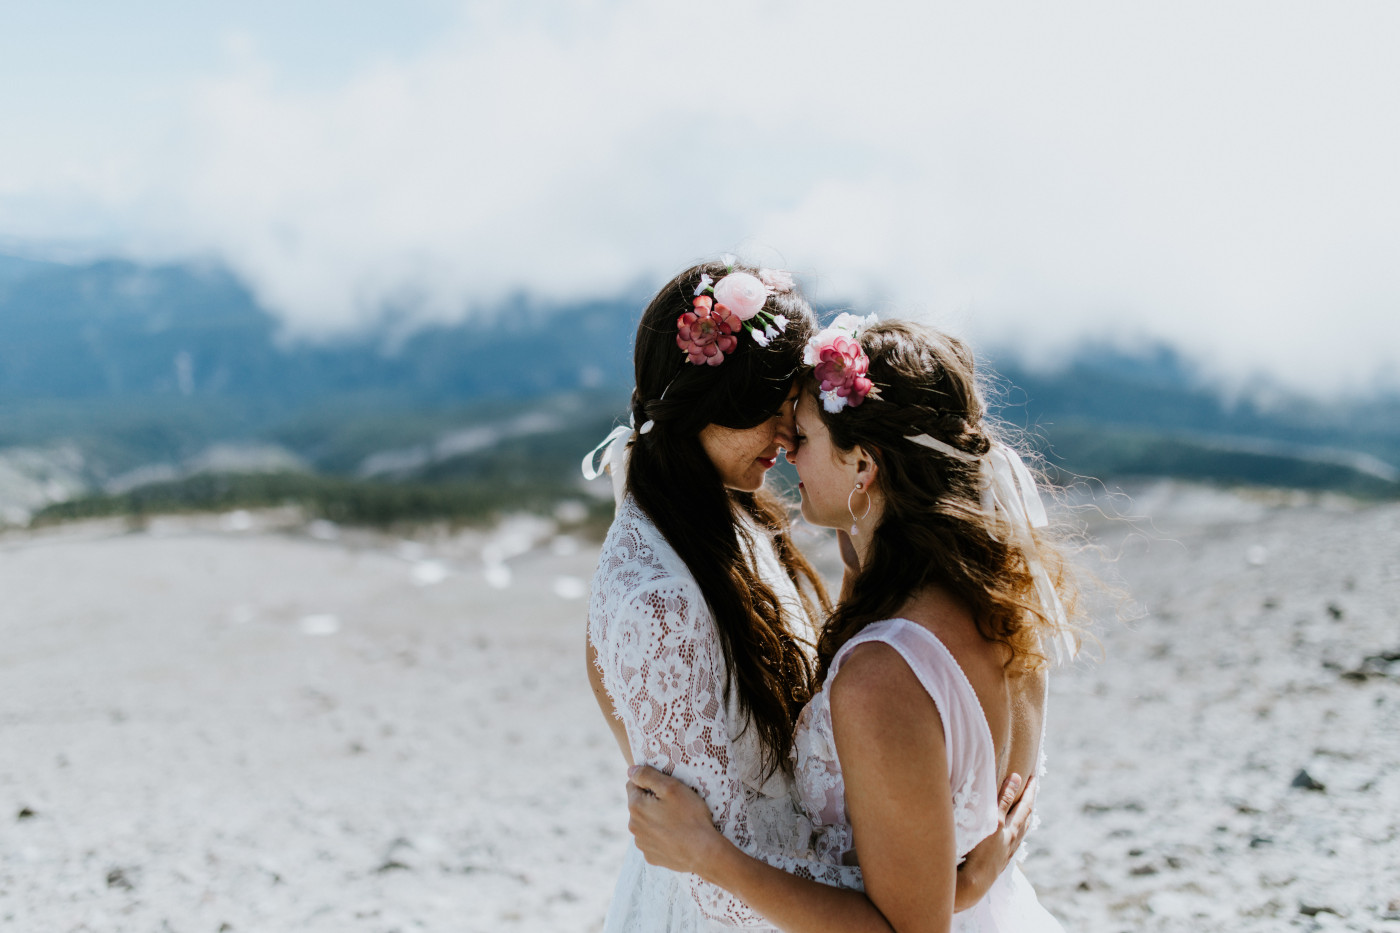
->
[[626, 260, 829, 777], [812, 319, 1078, 681]]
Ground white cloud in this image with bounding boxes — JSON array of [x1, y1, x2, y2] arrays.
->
[[3, 0, 1400, 392]]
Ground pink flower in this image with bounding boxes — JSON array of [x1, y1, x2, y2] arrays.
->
[[677, 299, 741, 366], [758, 268, 795, 293], [812, 335, 874, 409], [711, 272, 768, 321]]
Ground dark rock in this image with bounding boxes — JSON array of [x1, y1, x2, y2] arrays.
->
[[1249, 836, 1273, 848], [1082, 800, 1145, 814], [1291, 769, 1326, 792], [375, 860, 411, 873], [1129, 864, 1158, 876], [1326, 603, 1344, 620], [1298, 903, 1338, 917], [16, 807, 34, 820], [106, 867, 136, 890]]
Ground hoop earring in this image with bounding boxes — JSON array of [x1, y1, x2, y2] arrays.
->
[[847, 482, 872, 536]]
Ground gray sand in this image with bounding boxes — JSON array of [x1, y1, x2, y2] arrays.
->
[[2, 486, 1397, 931]]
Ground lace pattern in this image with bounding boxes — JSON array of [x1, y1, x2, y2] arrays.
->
[[590, 497, 862, 930]]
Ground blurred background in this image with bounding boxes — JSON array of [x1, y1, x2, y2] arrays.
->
[[4, 3, 1400, 932], [2, 0, 1398, 523]]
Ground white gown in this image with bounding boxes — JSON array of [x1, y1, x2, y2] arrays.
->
[[588, 496, 862, 932], [791, 617, 1066, 932]]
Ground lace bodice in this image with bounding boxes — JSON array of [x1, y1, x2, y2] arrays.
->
[[589, 496, 862, 930], [792, 618, 1004, 867]]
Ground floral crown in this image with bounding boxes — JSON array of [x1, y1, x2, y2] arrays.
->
[[676, 255, 796, 367], [804, 312, 880, 412]]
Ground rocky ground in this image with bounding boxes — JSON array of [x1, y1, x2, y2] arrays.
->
[[1, 483, 1397, 932]]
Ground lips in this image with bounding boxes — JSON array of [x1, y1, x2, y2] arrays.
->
[[757, 456, 778, 469]]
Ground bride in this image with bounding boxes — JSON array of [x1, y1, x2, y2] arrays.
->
[[585, 264, 1032, 931], [625, 315, 1078, 931]]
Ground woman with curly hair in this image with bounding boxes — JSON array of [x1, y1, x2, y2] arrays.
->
[[625, 315, 1076, 932], [586, 267, 1026, 931]]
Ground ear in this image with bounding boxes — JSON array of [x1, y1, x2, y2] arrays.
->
[[850, 445, 880, 491]]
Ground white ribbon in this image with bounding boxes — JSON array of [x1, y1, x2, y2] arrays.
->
[[582, 424, 633, 506], [905, 435, 1077, 663]]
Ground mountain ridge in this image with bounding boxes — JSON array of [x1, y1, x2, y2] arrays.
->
[[2, 254, 1396, 524]]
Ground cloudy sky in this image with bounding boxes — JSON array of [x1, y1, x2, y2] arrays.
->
[[2, 1, 1398, 393]]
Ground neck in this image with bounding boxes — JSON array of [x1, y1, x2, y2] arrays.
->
[[851, 526, 877, 568], [848, 497, 882, 567]]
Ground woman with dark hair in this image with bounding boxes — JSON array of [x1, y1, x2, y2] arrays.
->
[[583, 258, 865, 931], [624, 315, 1076, 932]]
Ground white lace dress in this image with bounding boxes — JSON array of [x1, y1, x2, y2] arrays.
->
[[589, 496, 862, 932], [792, 618, 1065, 932]]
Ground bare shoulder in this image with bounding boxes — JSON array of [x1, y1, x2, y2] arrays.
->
[[830, 641, 942, 738]]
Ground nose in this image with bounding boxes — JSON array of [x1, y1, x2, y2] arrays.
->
[[774, 401, 797, 451]]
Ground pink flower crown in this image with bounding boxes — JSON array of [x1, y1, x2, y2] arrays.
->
[[803, 312, 880, 412], [676, 257, 796, 367]]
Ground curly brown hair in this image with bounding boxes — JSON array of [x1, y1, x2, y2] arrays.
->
[[625, 260, 830, 778], [811, 319, 1079, 681]]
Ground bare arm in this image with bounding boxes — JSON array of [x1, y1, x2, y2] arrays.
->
[[627, 767, 895, 933], [832, 643, 957, 932], [627, 642, 976, 933], [597, 578, 859, 926], [629, 763, 1034, 923], [586, 634, 632, 767]]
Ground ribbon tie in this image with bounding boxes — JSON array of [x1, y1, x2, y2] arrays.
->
[[905, 434, 1077, 663], [582, 424, 634, 505]]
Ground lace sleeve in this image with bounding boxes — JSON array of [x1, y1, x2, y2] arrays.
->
[[595, 576, 862, 927]]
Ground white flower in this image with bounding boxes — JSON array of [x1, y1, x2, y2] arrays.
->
[[829, 311, 878, 337], [764, 325, 778, 339], [751, 328, 771, 348], [758, 268, 795, 293], [713, 272, 768, 320], [693, 273, 714, 297], [820, 389, 847, 413], [773, 314, 788, 333], [720, 253, 737, 268]]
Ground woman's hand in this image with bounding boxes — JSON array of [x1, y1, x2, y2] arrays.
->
[[626, 765, 733, 880], [953, 772, 1038, 911]]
